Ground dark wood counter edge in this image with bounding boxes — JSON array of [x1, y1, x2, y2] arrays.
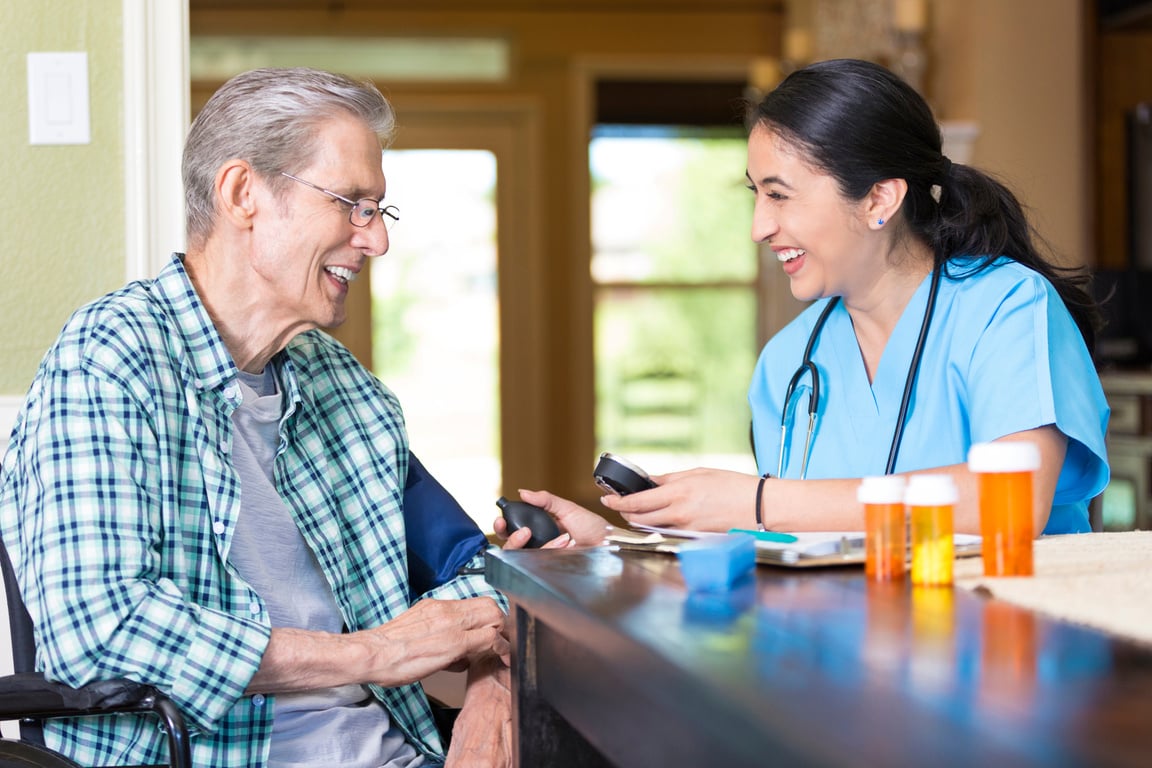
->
[[486, 546, 1152, 768], [486, 547, 824, 766]]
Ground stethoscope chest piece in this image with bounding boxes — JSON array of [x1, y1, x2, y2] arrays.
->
[[778, 358, 822, 480], [775, 267, 942, 479]]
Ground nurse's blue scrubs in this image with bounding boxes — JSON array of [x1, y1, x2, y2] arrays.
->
[[748, 257, 1109, 535]]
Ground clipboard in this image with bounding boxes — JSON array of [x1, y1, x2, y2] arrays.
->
[[604, 527, 982, 569]]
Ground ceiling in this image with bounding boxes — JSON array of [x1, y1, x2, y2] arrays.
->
[[188, 0, 780, 10]]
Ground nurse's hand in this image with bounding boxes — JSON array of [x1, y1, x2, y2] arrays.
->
[[493, 490, 612, 549], [599, 468, 760, 532]]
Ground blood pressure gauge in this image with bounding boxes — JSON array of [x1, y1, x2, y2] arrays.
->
[[593, 452, 658, 496]]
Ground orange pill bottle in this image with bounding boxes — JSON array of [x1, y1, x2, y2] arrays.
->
[[968, 442, 1040, 577], [858, 476, 908, 581]]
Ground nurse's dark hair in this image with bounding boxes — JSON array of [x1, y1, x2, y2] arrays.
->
[[749, 58, 1100, 350], [182, 67, 395, 249]]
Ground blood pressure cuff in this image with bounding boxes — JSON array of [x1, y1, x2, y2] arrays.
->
[[403, 452, 489, 600]]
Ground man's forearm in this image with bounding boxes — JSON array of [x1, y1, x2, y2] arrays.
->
[[246, 597, 510, 695], [246, 627, 373, 694]]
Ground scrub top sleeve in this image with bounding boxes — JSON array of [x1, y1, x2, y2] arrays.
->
[[965, 276, 1056, 442], [964, 272, 1108, 504], [1043, 293, 1111, 504]]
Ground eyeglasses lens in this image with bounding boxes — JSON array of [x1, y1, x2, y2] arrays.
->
[[350, 200, 399, 231]]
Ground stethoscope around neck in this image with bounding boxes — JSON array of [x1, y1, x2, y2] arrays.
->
[[778, 266, 943, 479]]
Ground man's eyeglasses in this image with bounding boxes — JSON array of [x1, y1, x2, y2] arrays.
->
[[280, 172, 400, 231]]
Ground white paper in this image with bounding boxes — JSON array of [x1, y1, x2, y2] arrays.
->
[[626, 523, 725, 540]]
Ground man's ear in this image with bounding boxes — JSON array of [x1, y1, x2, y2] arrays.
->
[[215, 159, 258, 229], [865, 178, 909, 230]]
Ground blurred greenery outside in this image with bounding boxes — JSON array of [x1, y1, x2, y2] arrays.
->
[[370, 150, 502, 521], [592, 131, 757, 460], [372, 256, 418, 373], [365, 136, 759, 524]]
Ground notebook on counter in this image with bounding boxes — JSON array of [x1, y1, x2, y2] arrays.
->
[[605, 524, 982, 569]]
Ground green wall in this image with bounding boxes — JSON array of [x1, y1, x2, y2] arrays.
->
[[0, 1, 125, 394]]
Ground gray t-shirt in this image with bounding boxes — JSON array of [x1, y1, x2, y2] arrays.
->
[[228, 367, 427, 768]]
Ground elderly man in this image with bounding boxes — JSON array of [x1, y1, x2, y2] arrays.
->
[[0, 68, 510, 767]]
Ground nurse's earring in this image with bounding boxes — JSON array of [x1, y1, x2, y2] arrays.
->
[[877, 218, 885, 226]]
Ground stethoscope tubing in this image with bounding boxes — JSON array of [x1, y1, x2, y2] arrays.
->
[[777, 301, 837, 479], [777, 266, 942, 479], [884, 266, 943, 474]]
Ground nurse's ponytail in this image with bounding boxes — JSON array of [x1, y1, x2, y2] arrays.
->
[[751, 58, 1101, 351], [932, 161, 1100, 351]]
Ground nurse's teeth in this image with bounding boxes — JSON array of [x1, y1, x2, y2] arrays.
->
[[776, 248, 806, 263]]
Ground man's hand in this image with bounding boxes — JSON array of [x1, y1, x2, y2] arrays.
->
[[493, 489, 612, 549], [250, 597, 509, 694], [445, 654, 513, 768], [358, 598, 509, 687]]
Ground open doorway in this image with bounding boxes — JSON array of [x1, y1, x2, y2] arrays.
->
[[330, 97, 544, 530], [372, 149, 502, 527], [591, 79, 762, 478]]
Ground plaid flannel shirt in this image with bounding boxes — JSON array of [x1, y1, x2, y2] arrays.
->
[[0, 254, 503, 767]]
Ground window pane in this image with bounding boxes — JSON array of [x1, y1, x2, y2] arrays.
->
[[592, 130, 759, 476], [595, 287, 757, 472], [591, 131, 754, 284], [372, 150, 500, 529], [1101, 478, 1136, 531]]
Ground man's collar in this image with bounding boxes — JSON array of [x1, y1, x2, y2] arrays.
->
[[150, 253, 241, 393]]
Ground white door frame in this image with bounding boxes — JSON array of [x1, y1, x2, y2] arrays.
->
[[123, 0, 190, 281]]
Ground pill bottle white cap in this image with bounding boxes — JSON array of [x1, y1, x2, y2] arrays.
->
[[967, 441, 1041, 473], [904, 474, 958, 506], [857, 475, 908, 504]]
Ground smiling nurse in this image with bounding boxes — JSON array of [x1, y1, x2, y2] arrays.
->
[[502, 58, 1110, 546]]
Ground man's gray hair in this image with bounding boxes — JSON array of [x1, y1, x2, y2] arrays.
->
[[182, 67, 396, 248]]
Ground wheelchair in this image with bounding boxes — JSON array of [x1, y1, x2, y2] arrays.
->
[[0, 540, 192, 768]]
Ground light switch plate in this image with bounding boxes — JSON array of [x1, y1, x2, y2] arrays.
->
[[27, 52, 90, 145]]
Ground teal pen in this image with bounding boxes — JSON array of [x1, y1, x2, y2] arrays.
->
[[728, 528, 798, 543]]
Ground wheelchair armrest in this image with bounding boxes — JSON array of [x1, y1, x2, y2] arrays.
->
[[0, 672, 167, 720], [0, 672, 193, 768]]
